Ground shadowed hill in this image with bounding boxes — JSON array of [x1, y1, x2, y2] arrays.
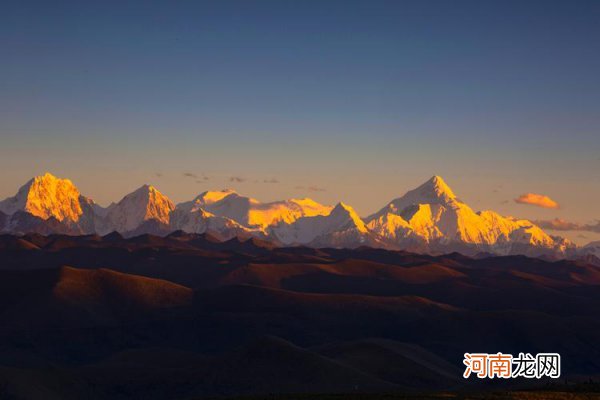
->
[[53, 266, 193, 310], [0, 233, 599, 398], [0, 265, 193, 333]]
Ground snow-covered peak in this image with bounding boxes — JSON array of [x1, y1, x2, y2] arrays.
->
[[332, 201, 352, 212], [329, 202, 367, 233], [290, 197, 324, 208], [193, 189, 238, 206], [131, 184, 166, 198], [177, 190, 332, 230], [364, 176, 570, 257], [401, 175, 457, 205], [116, 184, 169, 208], [105, 184, 175, 233], [0, 173, 575, 258], [288, 198, 333, 217], [367, 176, 459, 222], [177, 190, 253, 215], [0, 172, 88, 223], [271, 201, 368, 245]]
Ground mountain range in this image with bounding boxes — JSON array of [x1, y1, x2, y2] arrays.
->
[[0, 172, 589, 259]]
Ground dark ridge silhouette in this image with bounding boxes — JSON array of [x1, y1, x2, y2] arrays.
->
[[0, 233, 598, 399]]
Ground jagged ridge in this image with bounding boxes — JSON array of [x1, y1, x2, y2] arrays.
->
[[0, 173, 580, 258]]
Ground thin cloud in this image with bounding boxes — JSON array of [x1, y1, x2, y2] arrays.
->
[[155, 172, 163, 178], [263, 178, 279, 184], [184, 172, 210, 181], [514, 193, 560, 209], [534, 218, 600, 233], [534, 218, 581, 231], [296, 185, 326, 192], [230, 176, 246, 183]]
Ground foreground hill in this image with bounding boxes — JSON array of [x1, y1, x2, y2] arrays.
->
[[0, 233, 599, 399], [0, 173, 581, 258]]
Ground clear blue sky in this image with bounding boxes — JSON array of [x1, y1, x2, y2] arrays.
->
[[1, 0, 599, 243]]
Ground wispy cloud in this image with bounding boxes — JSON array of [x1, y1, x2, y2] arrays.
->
[[230, 176, 246, 183], [155, 172, 163, 178], [296, 185, 326, 192], [263, 178, 279, 184], [534, 218, 600, 233], [514, 193, 560, 209], [184, 172, 210, 182]]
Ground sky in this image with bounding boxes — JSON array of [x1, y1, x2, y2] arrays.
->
[[1, 0, 599, 244]]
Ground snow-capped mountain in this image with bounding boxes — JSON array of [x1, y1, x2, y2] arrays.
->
[[170, 208, 255, 240], [0, 172, 580, 258], [102, 184, 175, 235], [365, 176, 573, 257], [0, 173, 99, 234], [177, 189, 333, 230], [169, 193, 258, 240], [271, 202, 372, 246]]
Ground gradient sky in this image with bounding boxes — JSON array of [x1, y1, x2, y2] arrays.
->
[[1, 0, 599, 244]]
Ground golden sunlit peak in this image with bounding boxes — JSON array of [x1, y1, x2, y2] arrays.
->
[[126, 184, 171, 203], [7, 171, 85, 223], [33, 172, 69, 184], [136, 184, 162, 193], [331, 201, 359, 218], [195, 189, 238, 205], [41, 172, 58, 179], [107, 183, 175, 232], [30, 172, 78, 192], [290, 198, 322, 206], [334, 201, 352, 211], [330, 202, 368, 232], [421, 175, 456, 200]]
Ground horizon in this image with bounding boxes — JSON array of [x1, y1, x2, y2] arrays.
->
[[1, 1, 599, 245]]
